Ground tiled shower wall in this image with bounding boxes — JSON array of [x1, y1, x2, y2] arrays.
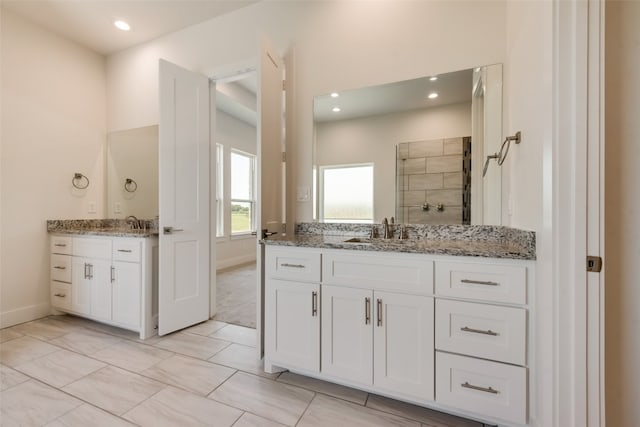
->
[[396, 137, 470, 224]]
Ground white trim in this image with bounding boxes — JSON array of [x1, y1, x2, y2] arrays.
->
[[0, 302, 51, 328], [216, 254, 257, 271]]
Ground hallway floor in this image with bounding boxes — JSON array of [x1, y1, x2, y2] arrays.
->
[[215, 262, 256, 329], [0, 315, 482, 427]]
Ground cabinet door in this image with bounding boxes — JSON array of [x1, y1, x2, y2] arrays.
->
[[321, 285, 373, 385], [89, 259, 113, 322], [373, 292, 434, 401], [71, 258, 92, 315], [265, 279, 319, 372], [112, 261, 141, 329]]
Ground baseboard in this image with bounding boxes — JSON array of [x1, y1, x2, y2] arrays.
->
[[216, 253, 256, 271], [0, 302, 51, 328]]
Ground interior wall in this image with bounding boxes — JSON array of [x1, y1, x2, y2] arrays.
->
[[216, 110, 257, 270], [0, 9, 107, 327], [605, 2, 640, 425], [504, 2, 553, 426], [105, 1, 507, 227], [315, 102, 471, 221]]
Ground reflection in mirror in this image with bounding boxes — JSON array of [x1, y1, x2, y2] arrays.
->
[[106, 125, 159, 219], [313, 64, 502, 225]]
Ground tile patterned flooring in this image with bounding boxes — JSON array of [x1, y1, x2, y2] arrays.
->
[[0, 315, 483, 427]]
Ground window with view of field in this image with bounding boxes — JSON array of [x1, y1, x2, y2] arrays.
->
[[320, 164, 374, 223], [231, 150, 256, 234]]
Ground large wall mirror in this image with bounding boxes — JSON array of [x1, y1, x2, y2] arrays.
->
[[313, 64, 503, 225], [106, 125, 159, 219]]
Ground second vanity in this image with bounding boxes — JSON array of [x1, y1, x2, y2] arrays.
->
[[48, 219, 158, 339], [263, 224, 535, 426]]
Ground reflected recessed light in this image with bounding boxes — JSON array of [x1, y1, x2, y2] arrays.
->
[[330, 92, 339, 98], [332, 107, 341, 112], [429, 76, 438, 81], [428, 92, 438, 99], [114, 20, 131, 31]]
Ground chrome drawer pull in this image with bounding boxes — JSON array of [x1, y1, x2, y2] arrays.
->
[[311, 291, 318, 316], [117, 249, 133, 253], [461, 381, 499, 394], [53, 266, 66, 270], [461, 326, 498, 336], [460, 279, 499, 286], [365, 297, 371, 325], [111, 266, 116, 283], [281, 263, 305, 269], [54, 243, 67, 247], [53, 293, 66, 298], [376, 299, 383, 327]]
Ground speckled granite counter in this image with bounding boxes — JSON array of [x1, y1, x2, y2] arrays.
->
[[47, 219, 158, 238], [263, 223, 536, 260]]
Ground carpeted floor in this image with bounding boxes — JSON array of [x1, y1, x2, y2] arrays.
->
[[214, 262, 257, 329]]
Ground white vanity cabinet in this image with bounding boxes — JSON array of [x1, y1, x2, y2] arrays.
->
[[50, 234, 158, 339], [264, 243, 534, 426], [265, 248, 322, 372]]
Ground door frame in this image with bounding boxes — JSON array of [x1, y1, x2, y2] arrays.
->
[[550, 0, 605, 425]]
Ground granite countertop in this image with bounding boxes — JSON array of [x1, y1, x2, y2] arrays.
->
[[262, 223, 536, 260], [47, 219, 158, 238]]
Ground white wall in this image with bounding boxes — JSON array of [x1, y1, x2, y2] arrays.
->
[[504, 2, 553, 426], [216, 110, 257, 270], [0, 9, 106, 327], [605, 2, 640, 425], [316, 103, 471, 220], [105, 1, 507, 228]]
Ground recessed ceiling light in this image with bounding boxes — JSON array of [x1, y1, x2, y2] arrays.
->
[[330, 92, 339, 98], [429, 76, 438, 81], [332, 107, 341, 112], [114, 20, 131, 31], [428, 92, 439, 99]]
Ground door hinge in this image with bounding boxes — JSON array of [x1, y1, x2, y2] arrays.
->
[[282, 152, 286, 162], [282, 80, 286, 91], [586, 256, 603, 272]]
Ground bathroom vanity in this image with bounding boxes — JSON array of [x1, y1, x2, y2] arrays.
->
[[48, 220, 158, 339], [263, 224, 535, 426]]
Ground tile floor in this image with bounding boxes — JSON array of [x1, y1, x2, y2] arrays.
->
[[0, 315, 484, 427], [215, 262, 256, 328]]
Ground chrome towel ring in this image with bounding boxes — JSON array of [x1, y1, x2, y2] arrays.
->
[[72, 173, 89, 189], [482, 131, 522, 177], [124, 178, 138, 193]]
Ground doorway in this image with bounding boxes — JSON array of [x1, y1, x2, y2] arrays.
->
[[212, 71, 259, 330]]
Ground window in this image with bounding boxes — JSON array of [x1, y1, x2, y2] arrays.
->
[[215, 144, 224, 237], [230, 150, 256, 234], [320, 164, 374, 223]]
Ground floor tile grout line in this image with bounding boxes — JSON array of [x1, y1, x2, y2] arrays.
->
[[294, 391, 319, 427]]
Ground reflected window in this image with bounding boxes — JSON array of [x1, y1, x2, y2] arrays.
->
[[320, 164, 374, 223], [216, 144, 224, 237], [231, 150, 256, 234]]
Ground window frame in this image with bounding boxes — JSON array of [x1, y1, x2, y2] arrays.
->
[[318, 163, 375, 223], [230, 149, 257, 236]]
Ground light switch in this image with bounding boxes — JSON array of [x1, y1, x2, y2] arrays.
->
[[114, 202, 122, 214], [88, 201, 96, 214], [297, 186, 310, 202]]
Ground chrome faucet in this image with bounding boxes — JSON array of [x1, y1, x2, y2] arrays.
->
[[125, 215, 140, 230], [382, 217, 392, 239]]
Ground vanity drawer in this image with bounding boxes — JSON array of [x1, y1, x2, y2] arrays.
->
[[323, 251, 433, 294], [50, 254, 72, 283], [113, 239, 142, 262], [435, 261, 526, 304], [266, 248, 321, 283], [435, 299, 526, 365], [51, 282, 71, 311], [436, 351, 527, 425], [72, 237, 112, 259], [50, 236, 72, 255]]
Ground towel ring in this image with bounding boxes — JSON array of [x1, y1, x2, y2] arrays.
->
[[124, 178, 138, 193], [72, 173, 89, 189]]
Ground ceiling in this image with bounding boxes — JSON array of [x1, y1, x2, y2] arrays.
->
[[314, 68, 474, 123], [1, 0, 259, 55]]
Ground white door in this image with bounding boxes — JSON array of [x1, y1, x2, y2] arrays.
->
[[159, 59, 211, 335], [71, 258, 92, 316], [112, 261, 141, 329], [88, 259, 112, 322], [321, 285, 373, 385], [256, 36, 285, 355], [373, 292, 434, 401]]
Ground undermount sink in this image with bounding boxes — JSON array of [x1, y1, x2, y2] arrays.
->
[[343, 237, 372, 244]]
